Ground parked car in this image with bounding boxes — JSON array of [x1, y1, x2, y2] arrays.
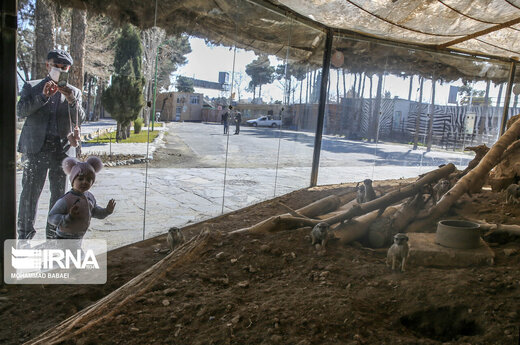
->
[[246, 116, 282, 127]]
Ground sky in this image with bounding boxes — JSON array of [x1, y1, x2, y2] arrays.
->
[[173, 37, 509, 106]]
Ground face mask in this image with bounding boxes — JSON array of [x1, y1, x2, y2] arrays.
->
[[49, 67, 61, 82]]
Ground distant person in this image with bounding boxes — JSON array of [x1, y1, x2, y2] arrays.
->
[[221, 109, 230, 135], [48, 156, 116, 239], [234, 112, 242, 135], [17, 49, 85, 239]]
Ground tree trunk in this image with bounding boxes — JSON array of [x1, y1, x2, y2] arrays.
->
[[34, 0, 56, 79], [336, 68, 340, 104], [371, 73, 383, 142], [413, 76, 424, 150], [305, 67, 310, 104], [342, 68, 347, 99], [93, 79, 104, 121], [367, 75, 373, 139], [116, 122, 122, 142], [85, 76, 92, 121], [479, 80, 491, 140], [408, 75, 413, 101], [352, 73, 357, 98], [426, 76, 436, 152], [326, 163, 455, 225], [360, 74, 366, 99], [69, 7, 87, 89], [299, 79, 303, 105], [407, 117, 520, 232], [495, 83, 504, 130]]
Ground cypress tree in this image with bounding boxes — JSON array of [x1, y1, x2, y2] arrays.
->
[[102, 24, 145, 141]]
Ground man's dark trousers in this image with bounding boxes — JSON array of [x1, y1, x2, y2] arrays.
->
[[17, 138, 67, 240]]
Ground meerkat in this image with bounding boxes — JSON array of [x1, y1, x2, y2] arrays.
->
[[310, 222, 331, 249], [356, 182, 366, 204], [363, 179, 377, 202], [432, 178, 451, 204], [505, 183, 520, 205], [386, 233, 409, 272], [167, 227, 185, 252]]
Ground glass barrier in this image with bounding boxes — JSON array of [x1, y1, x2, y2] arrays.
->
[[15, 3, 149, 248], [274, 21, 325, 196], [15, 0, 515, 250], [318, 34, 512, 187]]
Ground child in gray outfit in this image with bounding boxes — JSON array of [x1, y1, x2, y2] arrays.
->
[[48, 156, 116, 239]]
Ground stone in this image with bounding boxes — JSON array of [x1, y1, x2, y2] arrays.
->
[[407, 233, 495, 268], [237, 280, 250, 288]]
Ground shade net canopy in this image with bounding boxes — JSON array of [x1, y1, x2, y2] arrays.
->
[[53, 0, 519, 82]]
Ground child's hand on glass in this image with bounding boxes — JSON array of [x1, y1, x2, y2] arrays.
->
[[106, 199, 116, 214], [69, 204, 80, 219]]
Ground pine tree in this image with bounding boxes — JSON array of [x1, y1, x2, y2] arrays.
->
[[102, 24, 145, 141]]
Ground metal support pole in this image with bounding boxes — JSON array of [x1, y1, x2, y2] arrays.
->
[[500, 60, 517, 136], [1, 0, 18, 271], [310, 28, 333, 187]]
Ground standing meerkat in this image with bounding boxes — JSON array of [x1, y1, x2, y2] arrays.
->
[[356, 182, 366, 204], [363, 179, 377, 202], [432, 178, 450, 204], [167, 227, 185, 252], [310, 222, 331, 249], [386, 233, 409, 272]]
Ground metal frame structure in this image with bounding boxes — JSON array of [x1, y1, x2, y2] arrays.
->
[[1, 0, 518, 249], [1, 0, 17, 267]]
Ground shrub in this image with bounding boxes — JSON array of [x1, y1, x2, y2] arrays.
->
[[134, 118, 144, 134]]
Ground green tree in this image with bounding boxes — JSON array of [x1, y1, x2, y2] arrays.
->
[[176, 75, 195, 92], [275, 63, 307, 104], [157, 35, 191, 89], [17, 0, 35, 81], [458, 84, 489, 105], [102, 24, 145, 141], [245, 54, 275, 101]]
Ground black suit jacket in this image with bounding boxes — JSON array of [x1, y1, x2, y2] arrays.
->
[[17, 77, 85, 155]]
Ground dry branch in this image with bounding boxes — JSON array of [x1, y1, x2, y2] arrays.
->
[[277, 201, 308, 218], [25, 232, 214, 345], [321, 164, 455, 226], [230, 195, 342, 234]]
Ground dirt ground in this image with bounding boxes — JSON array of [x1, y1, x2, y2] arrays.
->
[[1, 179, 520, 345]]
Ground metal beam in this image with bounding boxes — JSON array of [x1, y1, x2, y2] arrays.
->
[[500, 60, 517, 136], [310, 28, 333, 187], [1, 0, 17, 273], [437, 17, 520, 49]]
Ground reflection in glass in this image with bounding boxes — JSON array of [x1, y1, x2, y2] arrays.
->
[[319, 34, 511, 186]]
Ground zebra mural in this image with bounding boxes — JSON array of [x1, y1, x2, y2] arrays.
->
[[329, 98, 510, 149]]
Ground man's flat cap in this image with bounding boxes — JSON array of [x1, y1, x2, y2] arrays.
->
[[47, 49, 73, 66]]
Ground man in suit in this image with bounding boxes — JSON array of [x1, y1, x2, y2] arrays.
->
[[17, 49, 85, 239]]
